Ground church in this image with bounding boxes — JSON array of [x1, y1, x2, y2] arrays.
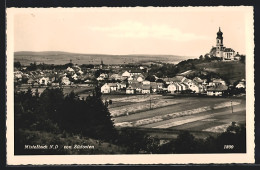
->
[[209, 27, 240, 61]]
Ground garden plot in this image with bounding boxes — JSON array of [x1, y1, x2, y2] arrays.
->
[[114, 101, 241, 128], [111, 95, 161, 103], [110, 99, 178, 117]]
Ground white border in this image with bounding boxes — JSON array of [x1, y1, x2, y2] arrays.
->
[[6, 7, 255, 165]]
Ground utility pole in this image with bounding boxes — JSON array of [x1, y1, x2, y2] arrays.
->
[[231, 100, 233, 113], [150, 96, 152, 110]]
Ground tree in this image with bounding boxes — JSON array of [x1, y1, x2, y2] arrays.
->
[[14, 61, 21, 68], [240, 55, 246, 64], [145, 75, 156, 82], [174, 131, 198, 153]]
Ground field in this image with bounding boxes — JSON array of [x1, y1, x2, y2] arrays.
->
[[106, 94, 246, 139], [16, 85, 246, 140]]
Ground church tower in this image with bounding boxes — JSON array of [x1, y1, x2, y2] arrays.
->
[[216, 27, 224, 58], [100, 59, 104, 69]]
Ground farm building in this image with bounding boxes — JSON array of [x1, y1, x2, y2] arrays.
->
[[207, 84, 228, 96]]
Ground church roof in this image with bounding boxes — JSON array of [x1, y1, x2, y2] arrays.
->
[[224, 48, 235, 52]]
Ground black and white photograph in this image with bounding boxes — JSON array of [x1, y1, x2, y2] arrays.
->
[[6, 7, 254, 164]]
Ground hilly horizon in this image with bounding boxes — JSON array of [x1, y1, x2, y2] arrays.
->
[[14, 51, 196, 66]]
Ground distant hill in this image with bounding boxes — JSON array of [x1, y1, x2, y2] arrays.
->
[[14, 51, 195, 66]]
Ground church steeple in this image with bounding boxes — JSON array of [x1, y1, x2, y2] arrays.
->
[[217, 27, 223, 39], [100, 59, 104, 69], [216, 27, 224, 58]]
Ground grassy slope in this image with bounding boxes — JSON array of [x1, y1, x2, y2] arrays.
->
[[196, 61, 245, 84], [180, 60, 245, 85]]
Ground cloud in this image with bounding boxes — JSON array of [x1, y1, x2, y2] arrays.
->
[[90, 21, 209, 41]]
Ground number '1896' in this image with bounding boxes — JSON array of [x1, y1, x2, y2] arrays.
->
[[224, 145, 234, 149]]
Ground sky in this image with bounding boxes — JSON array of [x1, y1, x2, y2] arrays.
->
[[12, 7, 251, 57]]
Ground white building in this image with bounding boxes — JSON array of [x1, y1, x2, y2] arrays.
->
[[167, 84, 178, 93], [39, 77, 49, 85], [101, 83, 111, 94], [122, 71, 131, 78], [62, 76, 71, 85]]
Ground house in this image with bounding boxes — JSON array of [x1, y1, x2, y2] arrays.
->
[[234, 52, 241, 60], [110, 73, 121, 81], [236, 79, 246, 89], [128, 79, 139, 84], [62, 76, 71, 85], [180, 83, 189, 91], [129, 69, 143, 76], [207, 84, 228, 96], [132, 83, 142, 93], [167, 84, 178, 93], [39, 77, 49, 85], [122, 71, 131, 78], [97, 76, 104, 81], [223, 48, 235, 60], [66, 67, 75, 72], [128, 75, 134, 81], [78, 70, 84, 75], [163, 76, 186, 85], [117, 82, 127, 90], [126, 85, 136, 94], [137, 76, 144, 82], [27, 78, 35, 85], [107, 83, 117, 91], [99, 73, 108, 79], [150, 82, 158, 92], [182, 79, 194, 88], [212, 78, 226, 86], [175, 83, 182, 92], [193, 77, 204, 84], [142, 80, 150, 85], [141, 85, 151, 94], [101, 83, 110, 94], [52, 82, 60, 86], [156, 82, 164, 90], [72, 73, 78, 80], [190, 83, 200, 93]]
